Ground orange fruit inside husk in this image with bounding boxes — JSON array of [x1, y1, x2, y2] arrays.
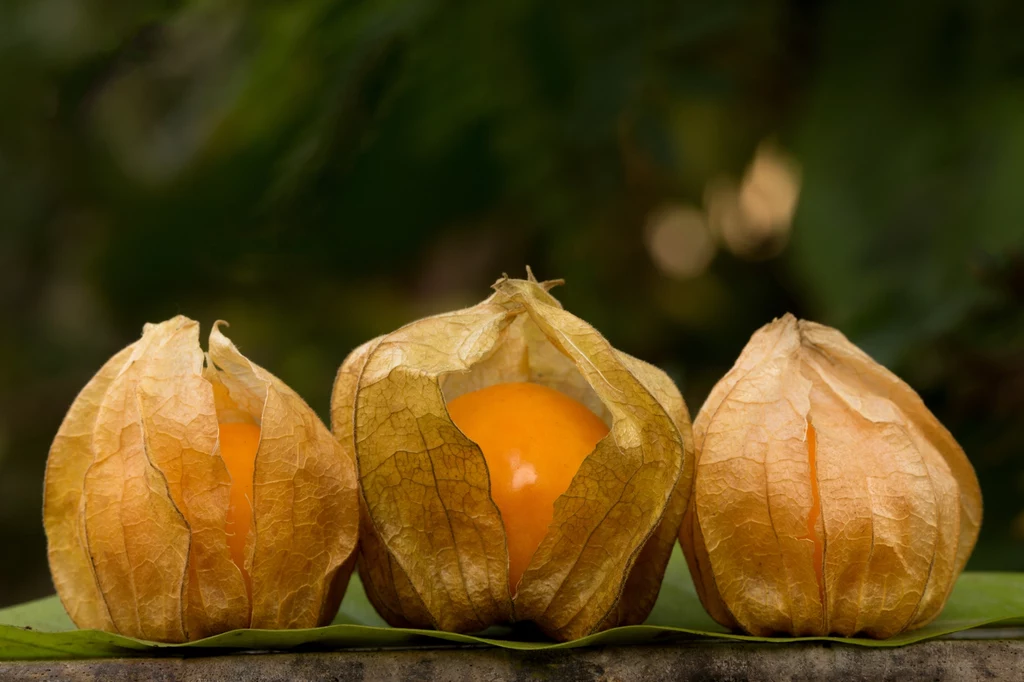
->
[[447, 382, 608, 593], [219, 421, 260, 590]]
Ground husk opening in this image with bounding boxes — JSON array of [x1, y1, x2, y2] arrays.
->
[[332, 273, 693, 640]]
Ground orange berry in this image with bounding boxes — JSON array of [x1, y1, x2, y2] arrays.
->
[[446, 382, 608, 594], [218, 421, 260, 591]]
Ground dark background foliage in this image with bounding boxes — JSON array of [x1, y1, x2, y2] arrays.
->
[[2, 0, 1023, 607]]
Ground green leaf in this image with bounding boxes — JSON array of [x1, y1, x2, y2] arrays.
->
[[2, 547, 1023, 660]]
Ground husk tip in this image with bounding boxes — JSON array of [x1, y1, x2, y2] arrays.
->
[[525, 266, 565, 292], [142, 314, 196, 337], [491, 267, 565, 294], [209, 319, 234, 346], [778, 312, 798, 325]]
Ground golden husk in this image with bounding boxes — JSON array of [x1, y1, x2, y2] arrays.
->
[[43, 316, 359, 642], [680, 314, 983, 637], [331, 273, 694, 641]]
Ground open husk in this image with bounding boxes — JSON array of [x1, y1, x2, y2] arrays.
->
[[680, 314, 983, 638], [331, 272, 694, 641], [44, 316, 359, 642]]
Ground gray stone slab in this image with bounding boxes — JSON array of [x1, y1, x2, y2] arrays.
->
[[1, 640, 1022, 681]]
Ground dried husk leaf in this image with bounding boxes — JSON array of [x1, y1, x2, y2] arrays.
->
[[593, 351, 695, 631], [206, 323, 359, 629], [44, 343, 136, 634], [681, 314, 982, 638], [332, 337, 434, 629], [80, 318, 237, 642], [332, 274, 692, 641], [44, 316, 358, 641], [133, 320, 249, 640]]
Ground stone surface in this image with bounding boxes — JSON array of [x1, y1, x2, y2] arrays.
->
[[1, 640, 1021, 681]]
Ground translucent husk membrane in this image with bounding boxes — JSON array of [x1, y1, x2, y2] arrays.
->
[[331, 272, 694, 641], [43, 316, 359, 642], [680, 314, 983, 638]]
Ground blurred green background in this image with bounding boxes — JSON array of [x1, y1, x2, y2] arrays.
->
[[2, 0, 1023, 608]]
